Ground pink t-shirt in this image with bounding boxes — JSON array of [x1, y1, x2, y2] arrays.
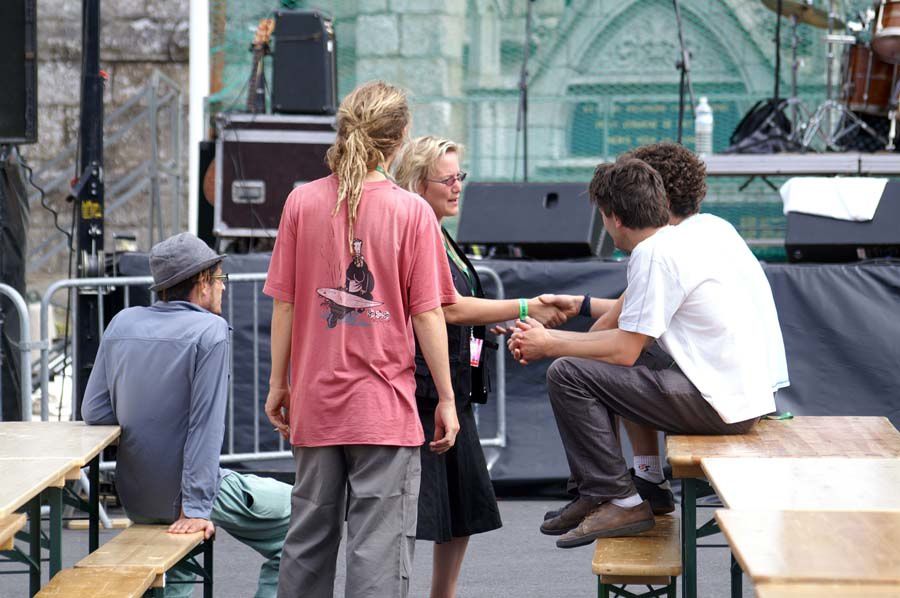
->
[[264, 174, 457, 447]]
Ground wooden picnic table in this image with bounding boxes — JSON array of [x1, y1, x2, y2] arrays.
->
[[716, 510, 900, 586], [0, 421, 120, 467], [0, 422, 120, 595], [754, 581, 900, 597], [665, 416, 900, 598], [0, 458, 79, 594], [701, 457, 900, 512]]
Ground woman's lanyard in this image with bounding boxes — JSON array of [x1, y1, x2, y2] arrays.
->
[[443, 232, 485, 366], [443, 233, 476, 297]]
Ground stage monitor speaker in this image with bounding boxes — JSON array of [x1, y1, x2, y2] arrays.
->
[[272, 10, 337, 115], [785, 180, 900, 262], [0, 0, 37, 144], [456, 182, 608, 259], [197, 140, 216, 247]]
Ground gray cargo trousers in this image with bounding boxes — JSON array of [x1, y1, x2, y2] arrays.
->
[[277, 445, 421, 598], [547, 348, 758, 501]]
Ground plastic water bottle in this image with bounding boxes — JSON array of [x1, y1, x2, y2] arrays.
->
[[695, 97, 714, 156]]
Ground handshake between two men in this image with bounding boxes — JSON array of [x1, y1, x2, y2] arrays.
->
[[491, 294, 593, 364]]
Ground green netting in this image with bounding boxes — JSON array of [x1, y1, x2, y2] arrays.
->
[[209, 0, 877, 259]]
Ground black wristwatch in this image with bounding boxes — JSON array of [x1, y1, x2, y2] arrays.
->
[[579, 293, 592, 317]]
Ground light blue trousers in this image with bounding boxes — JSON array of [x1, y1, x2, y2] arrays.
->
[[162, 473, 291, 598]]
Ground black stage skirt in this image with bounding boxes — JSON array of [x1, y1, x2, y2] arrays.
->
[[415, 398, 503, 543]]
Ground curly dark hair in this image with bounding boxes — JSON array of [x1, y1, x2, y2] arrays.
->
[[628, 142, 706, 218], [588, 158, 669, 229]]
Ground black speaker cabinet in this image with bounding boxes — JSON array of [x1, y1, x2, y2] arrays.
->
[[272, 9, 337, 115], [214, 113, 335, 238], [457, 182, 606, 259], [0, 0, 37, 144], [785, 180, 900, 262], [197, 140, 216, 247]]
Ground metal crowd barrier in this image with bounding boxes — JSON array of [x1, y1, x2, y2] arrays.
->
[[37, 268, 508, 468], [0, 283, 34, 420]]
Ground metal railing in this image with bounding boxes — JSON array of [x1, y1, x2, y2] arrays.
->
[[38, 269, 508, 467], [0, 284, 34, 420], [28, 70, 184, 273]]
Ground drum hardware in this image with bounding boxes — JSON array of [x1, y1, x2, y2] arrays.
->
[[823, 33, 859, 43], [762, 0, 846, 135], [804, 28, 894, 149], [887, 110, 897, 149], [801, 99, 889, 149], [761, 0, 844, 29], [886, 81, 900, 149]]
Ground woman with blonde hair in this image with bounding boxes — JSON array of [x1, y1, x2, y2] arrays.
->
[[394, 136, 569, 598], [264, 82, 459, 598]]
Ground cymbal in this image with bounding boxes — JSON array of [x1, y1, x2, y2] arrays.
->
[[761, 0, 845, 29]]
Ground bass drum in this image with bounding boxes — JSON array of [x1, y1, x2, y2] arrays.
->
[[873, 0, 900, 63], [841, 42, 899, 115]]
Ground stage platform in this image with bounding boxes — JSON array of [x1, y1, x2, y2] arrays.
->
[[702, 152, 900, 176]]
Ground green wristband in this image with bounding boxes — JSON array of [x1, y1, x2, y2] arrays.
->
[[518, 298, 528, 321]]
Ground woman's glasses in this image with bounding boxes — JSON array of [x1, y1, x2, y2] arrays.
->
[[426, 171, 468, 187]]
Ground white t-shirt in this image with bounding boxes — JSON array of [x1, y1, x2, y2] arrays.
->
[[618, 214, 789, 424]]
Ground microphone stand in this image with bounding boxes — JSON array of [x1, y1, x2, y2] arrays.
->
[[515, 0, 535, 181], [673, 0, 696, 145]]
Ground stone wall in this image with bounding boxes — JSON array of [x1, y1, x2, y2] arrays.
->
[[26, 0, 190, 290]]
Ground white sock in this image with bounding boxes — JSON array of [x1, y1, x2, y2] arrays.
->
[[634, 456, 664, 484], [610, 493, 643, 509]]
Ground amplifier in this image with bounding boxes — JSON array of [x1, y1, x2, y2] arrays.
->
[[456, 182, 608, 259], [785, 180, 900, 262], [272, 10, 337, 115], [0, 0, 37, 144], [214, 113, 335, 238]]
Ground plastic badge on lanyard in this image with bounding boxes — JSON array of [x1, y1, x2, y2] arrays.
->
[[470, 336, 483, 367]]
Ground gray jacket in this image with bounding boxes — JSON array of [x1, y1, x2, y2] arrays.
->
[[82, 301, 230, 521]]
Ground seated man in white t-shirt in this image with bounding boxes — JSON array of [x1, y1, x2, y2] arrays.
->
[[509, 156, 788, 547]]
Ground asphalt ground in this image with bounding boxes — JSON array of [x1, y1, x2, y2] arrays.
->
[[0, 497, 754, 597]]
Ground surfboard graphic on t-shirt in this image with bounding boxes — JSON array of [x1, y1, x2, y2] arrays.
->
[[316, 238, 391, 328]]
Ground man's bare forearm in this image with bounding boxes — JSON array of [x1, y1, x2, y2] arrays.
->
[[269, 300, 294, 387], [590, 294, 625, 331], [545, 328, 644, 366]]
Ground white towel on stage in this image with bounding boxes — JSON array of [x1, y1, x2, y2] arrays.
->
[[780, 177, 887, 221]]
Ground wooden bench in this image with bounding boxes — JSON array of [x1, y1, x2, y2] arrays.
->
[[592, 516, 681, 598], [49, 524, 213, 598], [667, 416, 900, 598], [36, 567, 157, 597], [0, 513, 27, 551]]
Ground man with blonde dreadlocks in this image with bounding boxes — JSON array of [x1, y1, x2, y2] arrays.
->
[[264, 81, 459, 598]]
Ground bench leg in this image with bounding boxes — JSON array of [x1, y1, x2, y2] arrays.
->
[[730, 552, 743, 598], [666, 578, 677, 598], [47, 486, 63, 578], [88, 455, 100, 553], [28, 496, 41, 597], [681, 478, 697, 598], [597, 578, 610, 598], [203, 539, 214, 598]]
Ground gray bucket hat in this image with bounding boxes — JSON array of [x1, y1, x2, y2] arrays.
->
[[149, 232, 225, 292]]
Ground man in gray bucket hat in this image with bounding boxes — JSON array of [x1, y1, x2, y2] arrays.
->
[[83, 232, 290, 597]]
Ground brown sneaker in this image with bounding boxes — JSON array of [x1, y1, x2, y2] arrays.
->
[[539, 496, 602, 536], [555, 500, 655, 549]]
